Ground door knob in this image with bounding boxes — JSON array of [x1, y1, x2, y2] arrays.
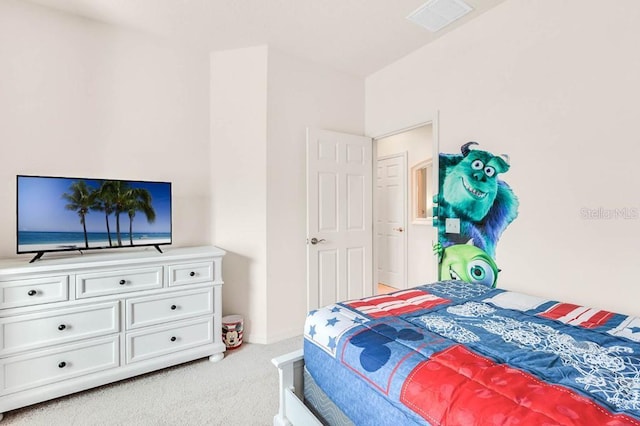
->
[[393, 227, 404, 232], [309, 237, 326, 245]]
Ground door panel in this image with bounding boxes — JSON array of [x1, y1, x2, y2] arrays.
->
[[347, 175, 365, 229], [318, 172, 338, 232], [318, 249, 338, 307]]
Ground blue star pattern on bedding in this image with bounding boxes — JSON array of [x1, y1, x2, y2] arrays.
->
[[305, 304, 369, 356]]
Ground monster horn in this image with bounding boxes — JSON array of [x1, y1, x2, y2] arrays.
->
[[461, 141, 479, 156], [500, 154, 510, 165]]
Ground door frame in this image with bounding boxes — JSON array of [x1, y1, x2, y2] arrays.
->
[[372, 112, 440, 291]]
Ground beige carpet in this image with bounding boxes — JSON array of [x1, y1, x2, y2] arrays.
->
[[2, 336, 302, 426]]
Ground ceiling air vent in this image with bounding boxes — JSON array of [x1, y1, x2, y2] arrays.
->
[[406, 0, 474, 32]]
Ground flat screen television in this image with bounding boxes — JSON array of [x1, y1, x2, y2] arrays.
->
[[17, 175, 172, 262]]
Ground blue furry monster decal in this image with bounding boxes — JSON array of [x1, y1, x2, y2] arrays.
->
[[435, 142, 518, 285], [437, 142, 519, 259], [350, 324, 423, 372]]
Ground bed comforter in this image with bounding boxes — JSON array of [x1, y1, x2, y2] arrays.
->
[[303, 281, 640, 425]]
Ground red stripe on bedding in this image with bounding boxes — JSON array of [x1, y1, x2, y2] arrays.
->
[[540, 303, 614, 329], [539, 303, 582, 321], [346, 290, 448, 318], [400, 345, 639, 426], [578, 309, 614, 329]]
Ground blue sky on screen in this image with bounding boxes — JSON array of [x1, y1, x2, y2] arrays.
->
[[17, 176, 172, 233]]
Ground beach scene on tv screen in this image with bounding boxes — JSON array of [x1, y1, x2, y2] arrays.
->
[[17, 176, 172, 253]]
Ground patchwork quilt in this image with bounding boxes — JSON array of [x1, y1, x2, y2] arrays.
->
[[303, 281, 640, 425]]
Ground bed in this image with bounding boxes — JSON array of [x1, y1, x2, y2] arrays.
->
[[273, 280, 640, 425]]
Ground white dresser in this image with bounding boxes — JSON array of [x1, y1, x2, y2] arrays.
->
[[0, 245, 226, 419]]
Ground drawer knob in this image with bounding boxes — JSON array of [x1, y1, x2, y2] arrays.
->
[[189, 271, 196, 277], [170, 305, 177, 310], [58, 361, 67, 368], [27, 289, 37, 296], [170, 336, 177, 342], [58, 324, 67, 331], [119, 279, 126, 285]]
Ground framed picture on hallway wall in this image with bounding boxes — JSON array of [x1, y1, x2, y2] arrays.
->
[[411, 159, 433, 225]]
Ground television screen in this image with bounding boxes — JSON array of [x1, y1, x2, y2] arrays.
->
[[17, 175, 172, 260]]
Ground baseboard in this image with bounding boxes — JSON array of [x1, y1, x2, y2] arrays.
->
[[244, 327, 302, 345]]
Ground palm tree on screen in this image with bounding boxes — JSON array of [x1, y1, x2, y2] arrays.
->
[[108, 180, 132, 246], [107, 181, 156, 246], [62, 180, 97, 249], [92, 181, 117, 247], [124, 189, 156, 246]]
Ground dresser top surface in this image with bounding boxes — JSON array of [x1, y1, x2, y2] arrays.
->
[[0, 246, 225, 276]]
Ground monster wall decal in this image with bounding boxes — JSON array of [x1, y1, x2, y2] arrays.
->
[[435, 142, 519, 287], [434, 241, 500, 287]]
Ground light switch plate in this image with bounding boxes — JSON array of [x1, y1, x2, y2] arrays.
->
[[445, 218, 460, 234]]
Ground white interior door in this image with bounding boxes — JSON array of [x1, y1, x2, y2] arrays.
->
[[375, 154, 407, 289], [307, 128, 373, 310]]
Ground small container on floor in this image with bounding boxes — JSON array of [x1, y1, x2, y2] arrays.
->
[[222, 314, 243, 349]]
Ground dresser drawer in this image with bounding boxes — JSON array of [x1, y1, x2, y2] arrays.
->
[[0, 302, 119, 355], [1, 336, 119, 395], [0, 276, 68, 309], [126, 317, 213, 364], [76, 267, 163, 298], [125, 287, 213, 330], [167, 262, 213, 287]]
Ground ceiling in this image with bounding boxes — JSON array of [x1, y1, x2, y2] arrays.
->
[[24, 0, 506, 77]]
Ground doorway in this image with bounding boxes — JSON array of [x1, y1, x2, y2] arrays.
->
[[376, 153, 408, 290], [374, 123, 438, 294]]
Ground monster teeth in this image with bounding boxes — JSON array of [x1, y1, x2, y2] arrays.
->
[[462, 178, 487, 198], [449, 268, 461, 280]]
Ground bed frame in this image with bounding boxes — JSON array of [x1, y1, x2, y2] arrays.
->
[[272, 349, 323, 426]]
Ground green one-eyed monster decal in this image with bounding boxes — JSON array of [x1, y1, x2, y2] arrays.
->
[[434, 242, 499, 288]]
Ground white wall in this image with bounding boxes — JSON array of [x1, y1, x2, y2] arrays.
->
[[376, 125, 435, 287], [211, 46, 365, 343], [210, 45, 270, 344], [366, 0, 640, 315], [266, 48, 365, 342], [0, 0, 212, 258]]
